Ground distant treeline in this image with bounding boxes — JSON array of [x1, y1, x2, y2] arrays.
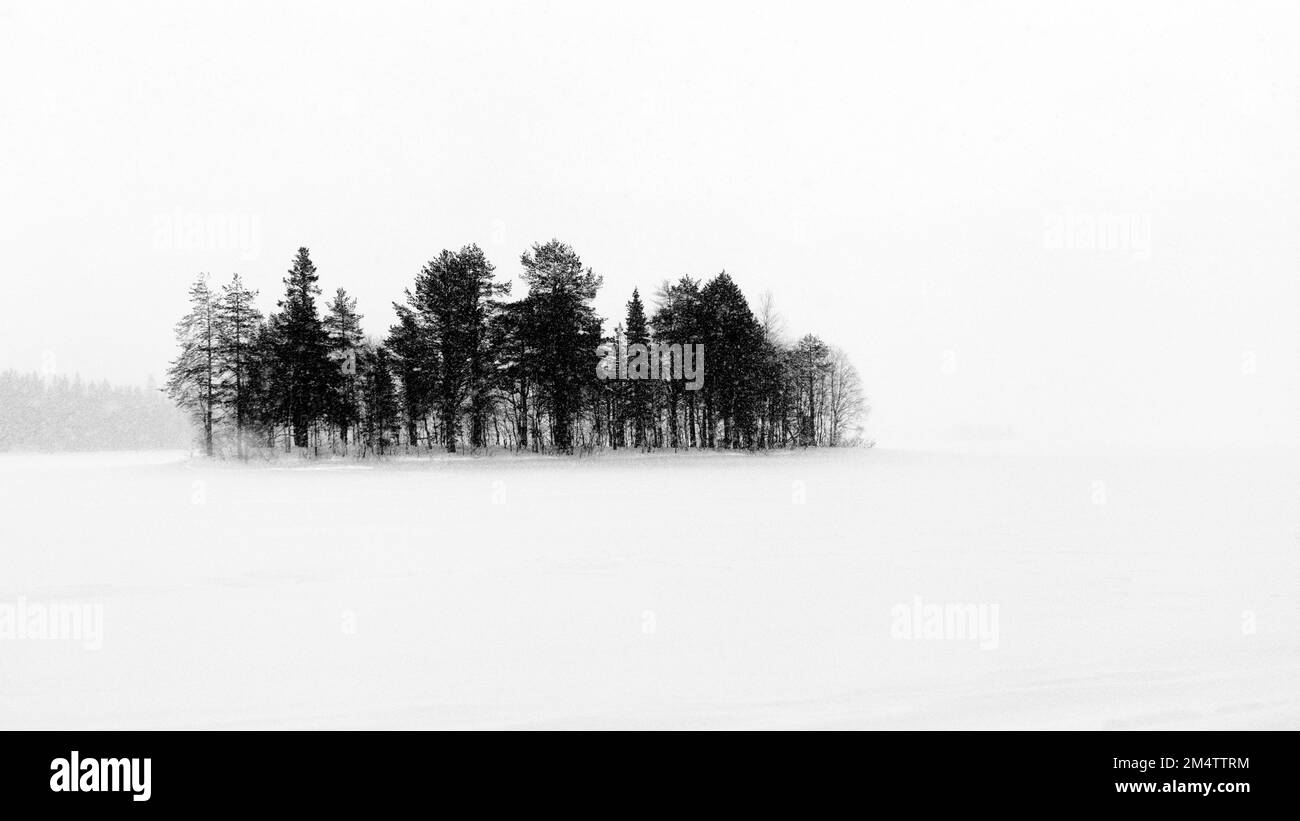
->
[[0, 371, 189, 452], [167, 241, 868, 457]]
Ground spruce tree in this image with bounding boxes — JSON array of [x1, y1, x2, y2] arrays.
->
[[623, 289, 652, 449], [699, 272, 763, 448]]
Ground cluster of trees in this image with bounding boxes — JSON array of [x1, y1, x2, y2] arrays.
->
[[0, 371, 189, 452], [167, 242, 867, 457]]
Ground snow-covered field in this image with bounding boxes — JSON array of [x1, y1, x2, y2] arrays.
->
[[1, 446, 1297, 729]]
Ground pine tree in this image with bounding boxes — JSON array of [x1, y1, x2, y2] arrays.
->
[[516, 240, 603, 453], [166, 273, 219, 456], [323, 288, 365, 452], [603, 324, 626, 448], [489, 299, 536, 451], [407, 244, 510, 452], [386, 305, 437, 449], [359, 345, 400, 456], [650, 276, 704, 449], [244, 320, 279, 448], [216, 273, 263, 458], [268, 248, 332, 451]]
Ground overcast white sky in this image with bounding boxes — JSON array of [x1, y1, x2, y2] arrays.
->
[[1, 0, 1297, 446]]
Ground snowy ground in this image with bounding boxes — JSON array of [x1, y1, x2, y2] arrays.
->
[[1, 445, 1297, 729]]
